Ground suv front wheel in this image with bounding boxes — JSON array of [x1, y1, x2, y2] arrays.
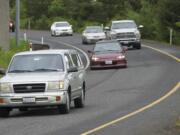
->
[[74, 86, 85, 108], [133, 43, 141, 49], [0, 108, 10, 117], [58, 92, 70, 114]]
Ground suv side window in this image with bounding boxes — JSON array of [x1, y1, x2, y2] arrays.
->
[[64, 54, 73, 69], [77, 54, 84, 68], [71, 54, 81, 67]]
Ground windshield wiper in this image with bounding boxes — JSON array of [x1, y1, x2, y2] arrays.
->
[[33, 68, 60, 72], [8, 70, 33, 73]]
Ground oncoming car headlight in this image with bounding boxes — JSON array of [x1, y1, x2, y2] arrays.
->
[[0, 83, 12, 93], [48, 81, 65, 90]]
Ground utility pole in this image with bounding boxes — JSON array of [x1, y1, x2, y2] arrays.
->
[[0, 0, 10, 51], [16, 0, 20, 46]]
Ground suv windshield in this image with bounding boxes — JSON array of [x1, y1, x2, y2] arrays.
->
[[94, 42, 122, 52], [8, 54, 64, 73], [111, 22, 137, 29]]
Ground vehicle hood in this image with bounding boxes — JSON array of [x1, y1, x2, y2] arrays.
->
[[94, 52, 123, 59], [83, 32, 105, 37], [0, 72, 66, 83], [112, 28, 137, 33]]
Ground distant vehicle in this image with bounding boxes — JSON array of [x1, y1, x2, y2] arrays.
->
[[50, 21, 73, 36], [88, 40, 127, 69], [109, 20, 143, 49], [0, 49, 86, 117], [9, 20, 15, 32], [82, 26, 106, 44]]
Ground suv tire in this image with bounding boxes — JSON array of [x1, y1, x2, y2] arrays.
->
[[0, 108, 10, 117], [134, 43, 141, 49], [58, 92, 70, 114], [74, 88, 85, 108]]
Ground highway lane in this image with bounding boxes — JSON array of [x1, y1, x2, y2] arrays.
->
[[1, 30, 179, 135]]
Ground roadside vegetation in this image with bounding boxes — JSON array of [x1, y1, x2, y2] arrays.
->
[[9, 0, 180, 45], [0, 39, 28, 68], [176, 118, 180, 128]]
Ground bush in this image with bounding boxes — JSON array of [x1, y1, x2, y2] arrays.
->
[[0, 39, 28, 68]]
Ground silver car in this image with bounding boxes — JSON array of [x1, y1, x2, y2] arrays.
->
[[0, 49, 86, 117], [82, 26, 106, 44]]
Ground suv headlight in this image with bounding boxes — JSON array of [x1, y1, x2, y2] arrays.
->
[[48, 81, 64, 90], [0, 83, 12, 93]]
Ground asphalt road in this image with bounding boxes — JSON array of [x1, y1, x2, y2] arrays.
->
[[1, 30, 180, 135]]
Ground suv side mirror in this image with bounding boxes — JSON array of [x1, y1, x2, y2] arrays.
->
[[104, 26, 110, 31], [68, 67, 78, 73], [0, 68, 6, 75]]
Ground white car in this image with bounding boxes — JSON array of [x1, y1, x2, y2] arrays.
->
[[110, 20, 143, 49], [82, 26, 106, 44], [51, 21, 73, 36]]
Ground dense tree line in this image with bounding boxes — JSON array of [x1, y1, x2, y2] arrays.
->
[[10, 0, 180, 44]]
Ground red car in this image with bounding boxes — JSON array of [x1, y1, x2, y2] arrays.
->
[[88, 40, 127, 69]]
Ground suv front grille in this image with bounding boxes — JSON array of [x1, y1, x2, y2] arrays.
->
[[117, 32, 136, 38], [13, 83, 46, 93]]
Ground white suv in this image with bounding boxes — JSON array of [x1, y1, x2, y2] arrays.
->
[[110, 20, 143, 49], [0, 49, 86, 117]]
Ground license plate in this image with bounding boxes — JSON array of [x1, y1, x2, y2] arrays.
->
[[23, 97, 35, 103], [105, 60, 112, 65], [94, 36, 99, 39]]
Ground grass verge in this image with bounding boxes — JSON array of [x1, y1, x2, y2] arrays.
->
[[176, 118, 180, 128]]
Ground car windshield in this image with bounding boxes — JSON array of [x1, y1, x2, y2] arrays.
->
[[56, 22, 69, 27], [111, 22, 137, 29], [85, 27, 103, 33], [94, 42, 122, 52], [8, 54, 64, 73]]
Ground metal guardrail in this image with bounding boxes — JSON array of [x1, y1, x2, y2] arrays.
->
[[0, 68, 5, 75], [29, 43, 50, 51]]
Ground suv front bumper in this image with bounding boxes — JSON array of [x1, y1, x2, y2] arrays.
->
[[0, 91, 67, 108], [117, 39, 140, 46]]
